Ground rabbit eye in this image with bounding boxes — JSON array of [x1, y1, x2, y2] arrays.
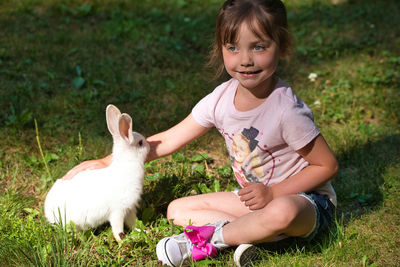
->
[[138, 140, 143, 146]]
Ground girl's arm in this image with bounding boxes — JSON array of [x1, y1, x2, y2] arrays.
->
[[146, 113, 211, 161], [239, 134, 338, 210], [63, 113, 210, 180], [270, 134, 338, 198]]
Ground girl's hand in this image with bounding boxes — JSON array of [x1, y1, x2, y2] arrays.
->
[[62, 156, 111, 180], [238, 182, 273, 210]]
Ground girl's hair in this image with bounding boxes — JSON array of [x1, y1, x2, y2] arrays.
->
[[208, 0, 292, 78]]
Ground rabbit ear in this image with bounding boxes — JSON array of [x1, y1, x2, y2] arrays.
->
[[118, 113, 134, 143], [106, 105, 122, 137]]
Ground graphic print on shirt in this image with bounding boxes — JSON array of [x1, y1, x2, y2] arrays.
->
[[230, 127, 268, 186]]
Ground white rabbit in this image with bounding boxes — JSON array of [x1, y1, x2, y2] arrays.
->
[[44, 104, 150, 242]]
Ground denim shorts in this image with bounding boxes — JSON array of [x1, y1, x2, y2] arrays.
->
[[297, 192, 336, 240]]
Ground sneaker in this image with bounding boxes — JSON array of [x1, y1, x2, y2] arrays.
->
[[233, 244, 262, 267], [157, 222, 228, 266], [156, 232, 192, 267]]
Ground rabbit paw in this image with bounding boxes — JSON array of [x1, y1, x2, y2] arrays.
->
[[119, 232, 126, 240]]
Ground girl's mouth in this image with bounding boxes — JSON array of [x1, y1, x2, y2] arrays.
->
[[239, 70, 262, 74], [238, 70, 262, 77]]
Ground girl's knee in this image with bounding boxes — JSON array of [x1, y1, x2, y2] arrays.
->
[[166, 197, 197, 221], [259, 197, 301, 230], [166, 199, 182, 221]]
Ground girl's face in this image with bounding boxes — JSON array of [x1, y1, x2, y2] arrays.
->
[[222, 21, 281, 95]]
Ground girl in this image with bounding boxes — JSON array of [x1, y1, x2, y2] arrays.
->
[[64, 0, 338, 266]]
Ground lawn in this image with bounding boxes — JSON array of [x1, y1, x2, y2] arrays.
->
[[0, 0, 399, 266]]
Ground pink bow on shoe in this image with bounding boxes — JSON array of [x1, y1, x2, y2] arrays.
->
[[184, 225, 217, 261]]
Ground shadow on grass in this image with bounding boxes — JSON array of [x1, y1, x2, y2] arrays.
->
[[334, 134, 400, 222]]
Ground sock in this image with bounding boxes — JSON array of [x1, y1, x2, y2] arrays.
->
[[209, 220, 230, 249]]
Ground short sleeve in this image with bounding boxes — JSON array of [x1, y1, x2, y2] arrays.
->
[[192, 79, 234, 128], [192, 92, 216, 128], [281, 98, 320, 151]]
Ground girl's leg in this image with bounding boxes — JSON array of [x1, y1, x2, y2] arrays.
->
[[157, 193, 316, 266], [167, 192, 250, 226], [222, 194, 316, 245]]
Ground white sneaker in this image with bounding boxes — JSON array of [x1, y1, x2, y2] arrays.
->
[[156, 232, 192, 267], [157, 221, 229, 266], [233, 244, 261, 267]]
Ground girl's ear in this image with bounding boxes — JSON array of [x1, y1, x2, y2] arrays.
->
[[106, 104, 122, 137], [118, 113, 134, 143]]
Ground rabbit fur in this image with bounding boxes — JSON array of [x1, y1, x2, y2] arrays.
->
[[44, 104, 150, 242]]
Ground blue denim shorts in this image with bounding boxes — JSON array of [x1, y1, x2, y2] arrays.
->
[[297, 192, 336, 240]]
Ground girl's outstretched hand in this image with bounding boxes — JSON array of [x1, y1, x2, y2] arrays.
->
[[62, 156, 111, 180], [238, 182, 273, 210]]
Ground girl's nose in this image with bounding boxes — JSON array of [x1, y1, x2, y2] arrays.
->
[[240, 51, 254, 67]]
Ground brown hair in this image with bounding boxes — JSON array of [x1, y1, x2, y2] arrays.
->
[[208, 0, 292, 78]]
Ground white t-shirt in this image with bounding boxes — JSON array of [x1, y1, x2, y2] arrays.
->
[[192, 78, 336, 206]]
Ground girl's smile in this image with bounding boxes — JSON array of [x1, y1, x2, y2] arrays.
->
[[238, 70, 262, 76]]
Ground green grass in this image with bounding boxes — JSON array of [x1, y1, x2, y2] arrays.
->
[[0, 0, 399, 266]]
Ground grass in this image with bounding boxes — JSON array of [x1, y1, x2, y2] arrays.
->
[[0, 0, 399, 266]]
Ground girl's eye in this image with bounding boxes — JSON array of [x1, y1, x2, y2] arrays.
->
[[227, 45, 238, 52], [254, 45, 265, 51]]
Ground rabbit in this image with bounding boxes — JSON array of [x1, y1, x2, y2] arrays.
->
[[44, 104, 150, 242]]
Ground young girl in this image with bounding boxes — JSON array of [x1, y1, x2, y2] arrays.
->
[[64, 0, 338, 266]]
